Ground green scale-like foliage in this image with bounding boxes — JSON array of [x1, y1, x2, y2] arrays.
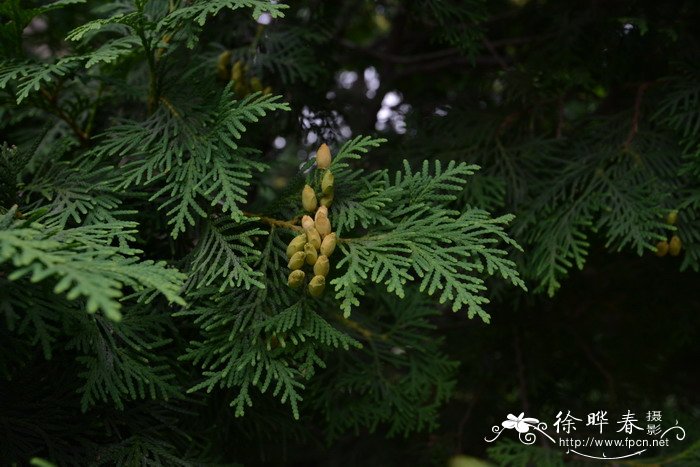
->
[[6, 0, 698, 464], [0, 1, 525, 460]]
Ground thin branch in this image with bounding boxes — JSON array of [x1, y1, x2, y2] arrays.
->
[[395, 55, 508, 77], [243, 212, 303, 232], [134, 12, 158, 114], [39, 88, 89, 145], [482, 38, 509, 70], [159, 96, 181, 118], [340, 39, 460, 64], [334, 313, 388, 342], [339, 39, 507, 76], [623, 82, 651, 149]]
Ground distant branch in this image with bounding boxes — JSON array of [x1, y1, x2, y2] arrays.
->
[[39, 88, 89, 145], [482, 38, 509, 70], [340, 39, 460, 64], [623, 82, 651, 149], [340, 39, 511, 77]]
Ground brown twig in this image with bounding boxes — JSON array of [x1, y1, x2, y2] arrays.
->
[[497, 109, 523, 135], [623, 82, 651, 149], [243, 212, 303, 232], [482, 38, 509, 70], [39, 88, 89, 145], [334, 313, 388, 342], [159, 96, 181, 118]]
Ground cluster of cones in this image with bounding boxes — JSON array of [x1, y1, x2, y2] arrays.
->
[[217, 51, 272, 97], [286, 144, 337, 297], [656, 210, 683, 257]]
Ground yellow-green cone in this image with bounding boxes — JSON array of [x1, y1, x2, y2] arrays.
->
[[315, 205, 328, 220], [667, 210, 678, 225], [656, 240, 669, 257], [320, 233, 337, 257], [250, 76, 263, 92], [306, 227, 321, 250], [316, 144, 331, 169], [669, 235, 682, 256], [287, 270, 305, 288], [314, 255, 330, 276], [302, 185, 317, 212], [231, 60, 244, 82], [315, 213, 331, 237], [301, 215, 314, 230], [321, 170, 334, 195], [320, 192, 334, 208], [304, 243, 318, 265], [287, 251, 306, 270], [217, 50, 232, 80], [286, 234, 307, 259], [308, 275, 326, 297]]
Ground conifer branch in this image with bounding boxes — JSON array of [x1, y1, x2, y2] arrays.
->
[[623, 81, 651, 149], [38, 88, 89, 145]]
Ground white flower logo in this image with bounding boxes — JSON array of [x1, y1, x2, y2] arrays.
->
[[502, 413, 540, 433]]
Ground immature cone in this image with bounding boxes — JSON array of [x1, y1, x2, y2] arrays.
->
[[250, 76, 263, 92], [306, 227, 321, 250], [320, 193, 334, 208], [217, 50, 232, 80], [302, 185, 317, 212], [286, 234, 307, 259], [669, 235, 682, 256], [308, 275, 326, 297], [301, 215, 314, 230], [320, 233, 337, 257], [314, 255, 330, 277], [321, 170, 334, 195], [666, 210, 678, 225], [233, 80, 248, 97], [287, 251, 306, 270], [315, 205, 328, 220], [231, 60, 244, 82], [315, 213, 332, 237], [304, 243, 318, 265], [316, 143, 331, 170], [655, 240, 669, 257], [287, 270, 305, 288]]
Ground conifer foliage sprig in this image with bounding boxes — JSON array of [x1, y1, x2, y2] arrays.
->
[[328, 137, 526, 322], [0, 206, 185, 322], [178, 138, 525, 418]]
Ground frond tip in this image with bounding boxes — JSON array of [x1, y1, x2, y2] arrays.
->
[[328, 149, 526, 322], [0, 207, 185, 321]]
